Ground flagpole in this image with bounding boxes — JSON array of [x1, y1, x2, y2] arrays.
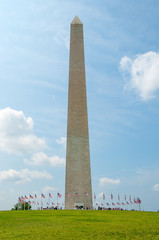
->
[[119, 194, 121, 210], [103, 193, 104, 208], [111, 193, 113, 209], [125, 195, 127, 210], [129, 195, 131, 211], [28, 196, 30, 210], [35, 195, 36, 210], [49, 194, 50, 209], [138, 197, 141, 211], [134, 197, 136, 211], [85, 194, 86, 210], [135, 197, 137, 211], [111, 194, 112, 209], [18, 197, 19, 210]]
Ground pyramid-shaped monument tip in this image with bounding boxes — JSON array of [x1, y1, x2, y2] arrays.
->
[[71, 16, 82, 24]]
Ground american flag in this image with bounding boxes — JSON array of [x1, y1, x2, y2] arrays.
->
[[35, 194, 37, 198], [49, 193, 52, 198], [122, 202, 125, 205], [129, 195, 131, 202], [111, 194, 113, 200], [85, 192, 89, 196], [125, 195, 126, 201], [57, 203, 60, 206], [101, 203, 104, 206], [112, 202, 115, 206], [117, 202, 120, 205], [94, 193, 96, 199], [96, 203, 98, 206], [127, 201, 130, 205], [18, 197, 21, 202], [66, 192, 70, 197], [75, 192, 78, 197], [41, 194, 45, 198], [106, 203, 110, 206], [137, 198, 141, 204], [30, 195, 33, 199], [21, 196, 25, 200], [28, 201, 31, 204], [47, 202, 49, 206], [103, 193, 105, 200], [25, 195, 28, 199], [37, 202, 39, 205], [118, 194, 120, 201], [57, 193, 62, 198], [52, 202, 55, 205]]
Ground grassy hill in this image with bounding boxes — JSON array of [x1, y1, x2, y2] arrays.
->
[[0, 210, 159, 239]]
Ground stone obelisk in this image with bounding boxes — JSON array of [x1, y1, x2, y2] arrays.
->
[[65, 16, 92, 209]]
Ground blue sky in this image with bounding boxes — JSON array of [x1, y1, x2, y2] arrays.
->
[[0, 0, 159, 211]]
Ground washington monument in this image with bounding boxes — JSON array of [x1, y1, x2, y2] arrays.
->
[[65, 16, 92, 209]]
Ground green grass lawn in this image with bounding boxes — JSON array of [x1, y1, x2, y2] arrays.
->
[[0, 210, 159, 239]]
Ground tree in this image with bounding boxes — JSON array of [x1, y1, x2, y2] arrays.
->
[[12, 202, 31, 210]]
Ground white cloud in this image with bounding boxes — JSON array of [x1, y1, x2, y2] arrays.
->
[[21, 169, 53, 180], [43, 186, 57, 194], [97, 192, 104, 199], [152, 184, 159, 191], [0, 108, 46, 155], [120, 51, 159, 100], [99, 177, 120, 186], [24, 152, 65, 167], [56, 137, 66, 146], [0, 169, 53, 184]]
